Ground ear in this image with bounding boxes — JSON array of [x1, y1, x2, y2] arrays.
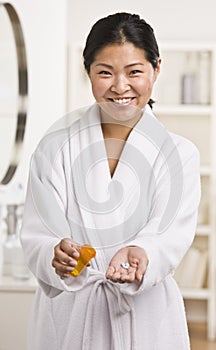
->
[[153, 57, 161, 82]]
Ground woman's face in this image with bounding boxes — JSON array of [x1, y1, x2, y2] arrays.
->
[[89, 42, 161, 121]]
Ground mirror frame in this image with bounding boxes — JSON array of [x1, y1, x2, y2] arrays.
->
[[0, 2, 28, 185]]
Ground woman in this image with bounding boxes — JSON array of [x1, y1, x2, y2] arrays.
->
[[21, 13, 200, 349]]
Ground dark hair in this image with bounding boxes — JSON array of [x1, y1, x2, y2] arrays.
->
[[83, 12, 160, 108]]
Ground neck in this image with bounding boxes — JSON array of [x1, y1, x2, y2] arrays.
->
[[100, 109, 142, 140]]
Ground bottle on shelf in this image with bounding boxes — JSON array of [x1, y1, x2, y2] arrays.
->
[[3, 204, 30, 280], [181, 52, 198, 105], [3, 204, 17, 276], [197, 51, 211, 105]]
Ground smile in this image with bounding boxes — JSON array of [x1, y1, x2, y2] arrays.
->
[[109, 97, 134, 105]]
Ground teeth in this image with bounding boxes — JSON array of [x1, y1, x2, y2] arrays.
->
[[113, 98, 132, 104]]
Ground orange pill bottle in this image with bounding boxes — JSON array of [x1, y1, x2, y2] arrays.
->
[[70, 244, 96, 277]]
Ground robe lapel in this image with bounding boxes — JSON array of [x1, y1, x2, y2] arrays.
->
[[69, 104, 168, 250]]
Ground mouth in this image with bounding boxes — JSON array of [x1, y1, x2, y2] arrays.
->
[[108, 97, 135, 105]]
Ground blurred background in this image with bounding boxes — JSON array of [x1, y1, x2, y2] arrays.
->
[[0, 0, 216, 349]]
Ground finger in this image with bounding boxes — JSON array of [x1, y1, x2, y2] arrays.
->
[[105, 265, 115, 279], [69, 246, 80, 259], [128, 257, 139, 268], [120, 268, 136, 283], [118, 272, 129, 282], [135, 262, 148, 282], [135, 271, 144, 282], [52, 259, 75, 276], [111, 271, 121, 281], [54, 247, 78, 266], [112, 265, 131, 282], [52, 258, 74, 272], [60, 275, 69, 280], [59, 271, 73, 279], [60, 239, 80, 259]]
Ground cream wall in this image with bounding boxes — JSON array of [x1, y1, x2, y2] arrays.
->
[[67, 0, 216, 42]]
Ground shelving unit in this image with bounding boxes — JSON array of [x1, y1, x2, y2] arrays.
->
[[153, 42, 216, 340]]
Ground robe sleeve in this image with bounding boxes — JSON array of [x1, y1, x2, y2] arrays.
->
[[120, 137, 201, 295], [20, 136, 90, 298]]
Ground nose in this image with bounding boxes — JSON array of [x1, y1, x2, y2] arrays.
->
[[110, 74, 130, 94]]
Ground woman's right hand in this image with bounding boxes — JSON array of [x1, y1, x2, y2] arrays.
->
[[52, 238, 80, 279]]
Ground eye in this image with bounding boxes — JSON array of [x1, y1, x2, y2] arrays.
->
[[98, 70, 112, 76], [129, 70, 142, 76]]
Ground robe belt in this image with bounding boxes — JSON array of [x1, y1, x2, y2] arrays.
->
[[81, 272, 136, 350]]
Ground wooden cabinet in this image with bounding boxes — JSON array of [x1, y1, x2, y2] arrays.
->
[[0, 277, 36, 350]]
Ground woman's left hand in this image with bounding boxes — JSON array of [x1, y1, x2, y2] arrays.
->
[[105, 246, 149, 283]]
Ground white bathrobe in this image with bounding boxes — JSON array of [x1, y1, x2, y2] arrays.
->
[[21, 103, 201, 350]]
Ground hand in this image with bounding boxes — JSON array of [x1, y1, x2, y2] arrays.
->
[[106, 246, 149, 283], [52, 238, 80, 279]]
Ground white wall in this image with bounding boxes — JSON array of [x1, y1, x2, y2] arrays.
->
[[0, 0, 67, 204], [68, 0, 216, 42]]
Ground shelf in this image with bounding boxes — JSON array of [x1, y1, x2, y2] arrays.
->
[[181, 288, 210, 300], [0, 275, 37, 292], [154, 104, 212, 116], [196, 225, 211, 236], [200, 166, 211, 176], [152, 41, 216, 341]]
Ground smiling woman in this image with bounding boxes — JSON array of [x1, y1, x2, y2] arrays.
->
[[21, 12, 201, 350]]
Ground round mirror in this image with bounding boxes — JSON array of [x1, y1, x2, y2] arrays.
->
[[0, 3, 28, 185]]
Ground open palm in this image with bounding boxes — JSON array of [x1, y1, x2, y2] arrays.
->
[[106, 246, 149, 283]]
